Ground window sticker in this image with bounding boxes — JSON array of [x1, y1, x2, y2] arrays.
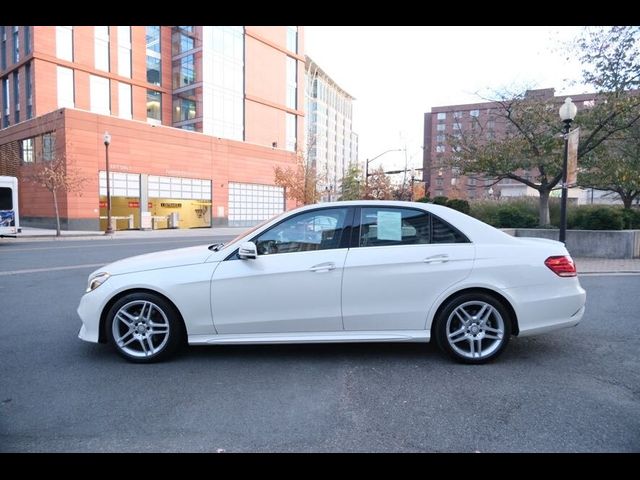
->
[[377, 210, 401, 241]]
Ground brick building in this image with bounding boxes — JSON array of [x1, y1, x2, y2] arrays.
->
[[0, 26, 304, 229], [422, 88, 597, 202]]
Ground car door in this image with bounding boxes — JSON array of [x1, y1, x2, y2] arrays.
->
[[341, 206, 475, 331], [211, 207, 353, 334]]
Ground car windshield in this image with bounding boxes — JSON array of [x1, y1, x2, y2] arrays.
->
[[218, 213, 283, 251]]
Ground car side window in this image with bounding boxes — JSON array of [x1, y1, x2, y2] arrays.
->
[[254, 208, 349, 255], [431, 215, 469, 244], [359, 207, 430, 247]]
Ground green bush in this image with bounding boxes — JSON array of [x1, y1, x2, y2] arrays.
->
[[570, 206, 624, 230], [470, 199, 539, 228], [622, 208, 640, 229], [496, 205, 538, 228], [415, 196, 430, 203], [470, 201, 500, 227], [432, 196, 449, 206], [446, 198, 470, 214]]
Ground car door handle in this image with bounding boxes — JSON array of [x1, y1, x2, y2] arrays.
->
[[309, 262, 336, 272], [423, 254, 449, 264]]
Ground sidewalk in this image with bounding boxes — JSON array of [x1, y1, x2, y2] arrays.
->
[[573, 258, 640, 274], [11, 226, 247, 240]]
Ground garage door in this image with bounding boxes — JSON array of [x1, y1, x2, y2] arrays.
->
[[228, 182, 285, 227]]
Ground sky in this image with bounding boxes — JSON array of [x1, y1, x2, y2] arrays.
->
[[304, 26, 590, 175]]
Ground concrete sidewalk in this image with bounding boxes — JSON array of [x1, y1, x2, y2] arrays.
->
[[573, 258, 640, 274], [11, 226, 246, 240]]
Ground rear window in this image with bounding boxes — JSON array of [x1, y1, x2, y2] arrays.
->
[[0, 187, 13, 210]]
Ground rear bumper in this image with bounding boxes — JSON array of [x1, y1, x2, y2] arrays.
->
[[506, 282, 586, 337]]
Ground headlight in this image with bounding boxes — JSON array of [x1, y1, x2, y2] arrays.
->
[[86, 272, 110, 293]]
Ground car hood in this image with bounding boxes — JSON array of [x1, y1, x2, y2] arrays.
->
[[99, 244, 215, 276]]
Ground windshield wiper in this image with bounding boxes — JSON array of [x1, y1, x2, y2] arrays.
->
[[208, 243, 225, 251]]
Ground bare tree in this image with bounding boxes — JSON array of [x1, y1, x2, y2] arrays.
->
[[365, 166, 393, 200], [23, 130, 85, 236]]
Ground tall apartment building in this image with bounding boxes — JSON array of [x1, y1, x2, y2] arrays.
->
[[305, 56, 358, 201], [423, 88, 598, 202], [0, 26, 304, 229]]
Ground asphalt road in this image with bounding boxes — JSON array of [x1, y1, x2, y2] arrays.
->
[[0, 238, 638, 452]]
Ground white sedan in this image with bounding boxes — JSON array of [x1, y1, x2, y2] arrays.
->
[[77, 200, 586, 364]]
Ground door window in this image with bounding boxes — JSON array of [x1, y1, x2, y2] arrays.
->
[[254, 208, 349, 255], [359, 207, 469, 247]]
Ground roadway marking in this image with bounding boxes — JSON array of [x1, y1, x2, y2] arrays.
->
[[0, 263, 106, 276]]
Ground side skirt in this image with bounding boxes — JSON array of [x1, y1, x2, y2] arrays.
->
[[188, 330, 430, 345]]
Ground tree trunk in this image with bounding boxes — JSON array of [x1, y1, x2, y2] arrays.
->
[[622, 195, 633, 209], [538, 189, 550, 226], [52, 189, 61, 237]]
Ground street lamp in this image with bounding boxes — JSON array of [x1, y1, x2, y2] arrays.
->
[[558, 97, 577, 244], [103, 131, 114, 235], [364, 148, 403, 194], [409, 168, 416, 201]]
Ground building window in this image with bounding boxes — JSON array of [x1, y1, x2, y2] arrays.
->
[[118, 82, 132, 119], [436, 145, 445, 153], [286, 113, 296, 151], [56, 66, 74, 108], [453, 111, 463, 118], [117, 26, 131, 78], [43, 133, 55, 161], [12, 70, 19, 123], [25, 61, 32, 119], [209, 26, 244, 141], [435, 190, 444, 197], [436, 112, 446, 121], [147, 89, 161, 123], [56, 26, 73, 61], [24, 26, 31, 54], [470, 109, 480, 117], [436, 124, 445, 131], [1, 26, 6, 70], [94, 26, 110, 72], [436, 134, 445, 142], [172, 93, 196, 123], [172, 29, 195, 55], [286, 56, 297, 109], [286, 26, 297, 53], [172, 54, 195, 88], [21, 138, 34, 162], [2, 77, 9, 128], [89, 75, 110, 115], [12, 26, 19, 63], [436, 178, 443, 186], [453, 123, 461, 130], [146, 26, 162, 86]]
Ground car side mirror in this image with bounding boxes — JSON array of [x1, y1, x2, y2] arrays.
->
[[238, 241, 258, 260]]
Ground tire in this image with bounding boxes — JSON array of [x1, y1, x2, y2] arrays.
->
[[434, 292, 512, 364], [107, 292, 184, 363]]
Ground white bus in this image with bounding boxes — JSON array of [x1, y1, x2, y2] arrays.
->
[[0, 176, 20, 237]]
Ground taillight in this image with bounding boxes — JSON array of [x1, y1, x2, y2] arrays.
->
[[545, 255, 577, 277]]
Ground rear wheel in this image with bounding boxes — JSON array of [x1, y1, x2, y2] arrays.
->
[[434, 292, 512, 364], [107, 292, 184, 363]]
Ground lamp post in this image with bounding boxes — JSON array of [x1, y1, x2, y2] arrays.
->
[[364, 148, 403, 195], [558, 97, 577, 244], [409, 168, 416, 201], [103, 131, 114, 235]]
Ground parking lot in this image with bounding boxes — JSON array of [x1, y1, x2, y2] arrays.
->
[[1, 237, 639, 452]]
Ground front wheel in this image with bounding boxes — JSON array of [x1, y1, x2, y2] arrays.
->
[[434, 293, 512, 364], [107, 292, 184, 363]]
